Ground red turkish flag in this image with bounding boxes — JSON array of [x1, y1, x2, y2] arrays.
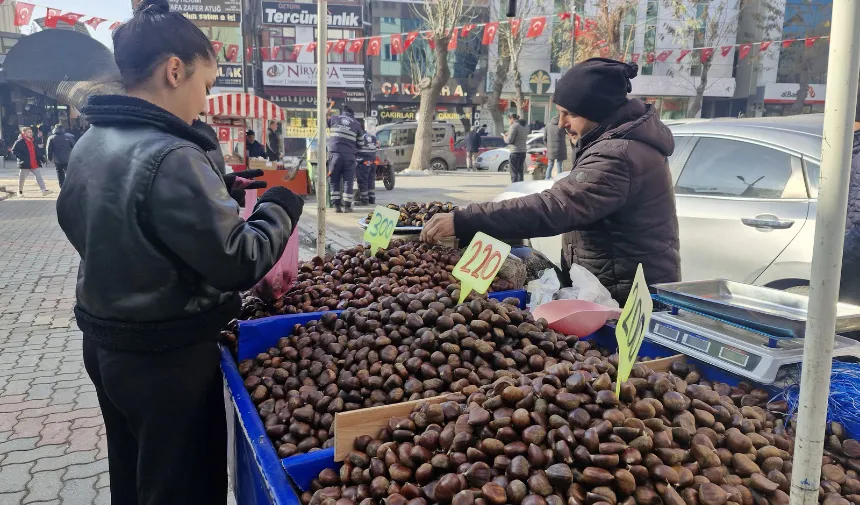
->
[[510, 19, 522, 37], [559, 12, 572, 21], [738, 43, 752, 60], [646, 53, 655, 64], [759, 40, 772, 52], [85, 17, 106, 28], [326, 41, 334, 53], [720, 46, 732, 57], [218, 127, 230, 142], [58, 12, 84, 26], [656, 50, 672, 62], [14, 2, 33, 26], [631, 53, 640, 63], [226, 44, 239, 62], [676, 49, 691, 62], [333, 39, 348, 54], [109, 21, 122, 31], [482, 22, 499, 45], [805, 36, 818, 47], [526, 17, 546, 38], [390, 34, 403, 55], [45, 8, 62, 28], [366, 37, 382, 56], [461, 24, 476, 37], [306, 42, 317, 53], [404, 32, 419, 50], [246, 47, 253, 60], [700, 47, 715, 63], [260, 47, 270, 60], [211, 41, 224, 55], [347, 39, 364, 53], [272, 46, 281, 59], [448, 28, 459, 51], [782, 39, 794, 49], [290, 44, 302, 60], [425, 31, 436, 50]]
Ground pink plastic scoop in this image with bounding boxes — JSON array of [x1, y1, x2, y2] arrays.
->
[[533, 299, 622, 337]]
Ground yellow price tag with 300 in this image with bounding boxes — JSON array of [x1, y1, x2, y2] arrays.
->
[[615, 264, 653, 396], [364, 206, 400, 253], [452, 232, 511, 304]]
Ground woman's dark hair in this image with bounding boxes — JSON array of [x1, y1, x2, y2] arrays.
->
[[113, 0, 216, 90]]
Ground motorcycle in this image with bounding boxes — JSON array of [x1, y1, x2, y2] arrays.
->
[[527, 147, 548, 180], [373, 155, 396, 191]]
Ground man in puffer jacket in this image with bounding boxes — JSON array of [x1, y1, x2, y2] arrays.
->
[[504, 114, 528, 183], [47, 124, 76, 187], [840, 102, 860, 304]]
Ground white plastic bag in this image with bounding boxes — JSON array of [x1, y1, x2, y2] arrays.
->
[[527, 268, 561, 311], [555, 264, 620, 309]]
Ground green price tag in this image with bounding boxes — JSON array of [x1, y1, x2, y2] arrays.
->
[[615, 264, 653, 396], [364, 206, 400, 253], [452, 232, 511, 304]]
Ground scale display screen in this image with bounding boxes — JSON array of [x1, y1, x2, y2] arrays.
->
[[682, 333, 711, 352], [719, 346, 750, 367], [653, 323, 681, 341]]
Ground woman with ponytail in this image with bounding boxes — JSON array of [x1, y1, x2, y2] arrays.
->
[[56, 0, 303, 502]]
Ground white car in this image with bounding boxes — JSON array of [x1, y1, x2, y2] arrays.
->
[[476, 135, 546, 172], [492, 114, 825, 291]]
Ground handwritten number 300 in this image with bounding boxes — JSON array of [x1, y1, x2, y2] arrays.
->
[[369, 213, 395, 238], [459, 240, 503, 280]]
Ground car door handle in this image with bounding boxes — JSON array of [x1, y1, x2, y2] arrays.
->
[[741, 217, 795, 229]]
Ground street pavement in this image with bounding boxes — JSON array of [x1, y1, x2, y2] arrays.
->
[[0, 166, 512, 504]]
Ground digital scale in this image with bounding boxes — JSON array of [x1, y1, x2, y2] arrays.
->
[[645, 280, 860, 385]]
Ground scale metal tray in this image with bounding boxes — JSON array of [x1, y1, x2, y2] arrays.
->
[[358, 217, 423, 233], [652, 279, 860, 339]]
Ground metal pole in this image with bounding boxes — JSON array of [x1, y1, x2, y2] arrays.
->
[[316, 0, 328, 259], [789, 2, 860, 505]]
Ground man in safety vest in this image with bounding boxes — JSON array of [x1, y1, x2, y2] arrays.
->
[[356, 131, 378, 206], [326, 105, 364, 213]]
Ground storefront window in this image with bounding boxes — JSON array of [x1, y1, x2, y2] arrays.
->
[[660, 97, 689, 120]]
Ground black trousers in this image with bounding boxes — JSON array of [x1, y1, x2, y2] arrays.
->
[[509, 152, 526, 183], [56, 163, 67, 187], [83, 338, 227, 505]]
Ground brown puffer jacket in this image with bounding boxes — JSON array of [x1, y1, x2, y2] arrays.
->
[[453, 99, 680, 303]]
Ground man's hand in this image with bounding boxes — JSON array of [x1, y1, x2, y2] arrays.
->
[[421, 212, 456, 243]]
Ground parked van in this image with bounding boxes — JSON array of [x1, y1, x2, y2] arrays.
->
[[374, 121, 457, 172]]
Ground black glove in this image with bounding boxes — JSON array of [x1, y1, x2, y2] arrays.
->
[[223, 169, 267, 207], [256, 186, 303, 225], [223, 169, 264, 190]]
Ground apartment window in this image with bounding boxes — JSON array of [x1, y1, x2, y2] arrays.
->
[[384, 44, 400, 62], [642, 25, 657, 75], [316, 29, 359, 64], [620, 7, 636, 55], [267, 27, 297, 62], [645, 0, 659, 24]]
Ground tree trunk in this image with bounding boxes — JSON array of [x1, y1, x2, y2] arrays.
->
[[409, 40, 451, 171], [488, 54, 510, 135], [687, 60, 711, 118], [789, 66, 810, 115], [512, 65, 525, 119]]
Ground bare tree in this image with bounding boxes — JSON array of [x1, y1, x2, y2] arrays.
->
[[775, 1, 830, 114], [551, 0, 638, 69], [662, 0, 780, 118], [405, 0, 471, 172]]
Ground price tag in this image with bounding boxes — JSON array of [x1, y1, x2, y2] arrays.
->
[[453, 232, 511, 304], [364, 205, 400, 253], [615, 264, 653, 396]]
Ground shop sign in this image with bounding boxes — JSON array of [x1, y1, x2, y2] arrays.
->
[[168, 0, 242, 13], [529, 70, 552, 95], [375, 109, 417, 121], [763, 83, 825, 104], [264, 62, 364, 88], [261, 2, 363, 28], [181, 11, 241, 22], [267, 90, 366, 108], [215, 64, 243, 88], [380, 82, 468, 98]]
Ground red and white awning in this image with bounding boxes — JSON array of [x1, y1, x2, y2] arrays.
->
[[206, 93, 286, 121]]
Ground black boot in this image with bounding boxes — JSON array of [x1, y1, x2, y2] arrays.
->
[[344, 203, 353, 213], [333, 200, 343, 213]]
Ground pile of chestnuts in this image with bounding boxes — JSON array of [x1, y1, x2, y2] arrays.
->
[[236, 290, 609, 458], [366, 202, 459, 228], [302, 356, 860, 505]]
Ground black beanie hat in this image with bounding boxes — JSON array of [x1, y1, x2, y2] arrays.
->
[[553, 58, 639, 123]]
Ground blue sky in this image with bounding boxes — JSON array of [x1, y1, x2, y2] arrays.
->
[[31, 0, 133, 48]]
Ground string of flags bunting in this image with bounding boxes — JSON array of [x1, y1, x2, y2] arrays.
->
[[4, 0, 123, 30]]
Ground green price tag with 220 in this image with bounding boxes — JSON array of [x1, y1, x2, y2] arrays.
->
[[364, 206, 400, 253], [453, 232, 511, 304]]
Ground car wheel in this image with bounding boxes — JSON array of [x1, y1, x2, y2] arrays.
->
[[384, 165, 395, 190], [430, 158, 449, 172], [498, 161, 510, 172]]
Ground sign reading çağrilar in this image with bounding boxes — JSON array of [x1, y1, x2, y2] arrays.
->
[[261, 2, 363, 28]]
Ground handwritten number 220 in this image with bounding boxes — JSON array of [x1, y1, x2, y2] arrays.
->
[[459, 240, 502, 280]]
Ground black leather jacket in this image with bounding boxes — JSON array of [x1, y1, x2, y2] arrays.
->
[[57, 95, 293, 352]]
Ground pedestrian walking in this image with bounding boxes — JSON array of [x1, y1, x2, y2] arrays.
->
[[544, 115, 567, 179], [12, 126, 51, 196], [46, 124, 76, 187], [55, 1, 302, 503], [326, 104, 364, 213], [266, 120, 281, 162], [356, 131, 378, 205], [464, 125, 482, 172], [504, 113, 528, 183]]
